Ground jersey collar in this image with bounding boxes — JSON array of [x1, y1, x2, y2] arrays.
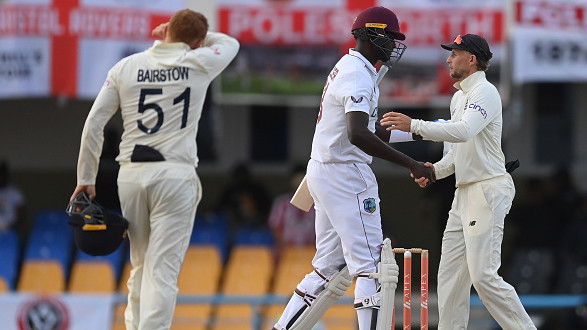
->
[[349, 49, 377, 77], [151, 40, 191, 52], [454, 70, 486, 93]]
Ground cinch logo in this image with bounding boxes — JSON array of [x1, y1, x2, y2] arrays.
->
[[469, 103, 487, 119]]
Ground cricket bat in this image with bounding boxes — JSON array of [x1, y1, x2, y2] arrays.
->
[[290, 175, 313, 212], [290, 65, 391, 211]]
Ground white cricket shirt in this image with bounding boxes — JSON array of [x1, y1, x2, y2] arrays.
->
[[77, 32, 239, 185], [410, 71, 507, 186], [311, 49, 379, 164]]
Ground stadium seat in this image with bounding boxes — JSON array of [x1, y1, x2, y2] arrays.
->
[[211, 246, 273, 330], [24, 224, 73, 273], [190, 225, 229, 263], [172, 245, 223, 329], [33, 210, 71, 230], [17, 260, 65, 293], [234, 227, 274, 247], [0, 277, 8, 292], [68, 261, 116, 293], [272, 246, 315, 294], [0, 230, 20, 290]]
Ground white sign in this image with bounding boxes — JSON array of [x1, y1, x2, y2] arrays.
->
[[512, 0, 587, 83], [0, 294, 114, 330]]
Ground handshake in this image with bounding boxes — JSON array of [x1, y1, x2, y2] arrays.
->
[[380, 111, 520, 189]]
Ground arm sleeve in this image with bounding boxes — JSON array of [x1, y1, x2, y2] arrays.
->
[[196, 31, 240, 79], [433, 145, 455, 180], [76, 68, 121, 185], [339, 71, 373, 115], [411, 87, 500, 143]]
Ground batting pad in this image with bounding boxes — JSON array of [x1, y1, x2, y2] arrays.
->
[[290, 266, 354, 330]]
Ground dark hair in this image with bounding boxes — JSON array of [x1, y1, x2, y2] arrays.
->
[[168, 9, 208, 45], [476, 56, 490, 71]]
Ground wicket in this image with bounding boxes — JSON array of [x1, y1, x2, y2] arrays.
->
[[391, 248, 429, 329]]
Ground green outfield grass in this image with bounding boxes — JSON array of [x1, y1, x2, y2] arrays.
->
[[221, 75, 325, 95]]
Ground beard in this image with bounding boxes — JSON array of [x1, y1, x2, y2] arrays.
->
[[450, 67, 465, 79]]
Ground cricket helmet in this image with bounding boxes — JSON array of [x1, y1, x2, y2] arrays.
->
[[351, 6, 407, 65], [66, 192, 128, 256]]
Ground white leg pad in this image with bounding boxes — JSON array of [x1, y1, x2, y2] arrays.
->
[[290, 266, 354, 330], [372, 238, 398, 330]]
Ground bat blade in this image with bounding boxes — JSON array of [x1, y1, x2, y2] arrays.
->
[[290, 175, 313, 212], [376, 65, 389, 85]]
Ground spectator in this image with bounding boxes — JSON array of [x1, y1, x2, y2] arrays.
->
[[268, 164, 316, 257], [0, 159, 25, 233], [215, 163, 271, 230]]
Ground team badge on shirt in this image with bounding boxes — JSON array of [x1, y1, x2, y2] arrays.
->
[[363, 198, 376, 213]]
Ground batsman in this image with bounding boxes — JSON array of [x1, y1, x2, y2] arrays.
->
[[273, 6, 435, 330]]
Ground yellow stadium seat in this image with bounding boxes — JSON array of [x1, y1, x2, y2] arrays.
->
[[172, 305, 211, 330], [18, 261, 65, 293], [221, 246, 273, 294], [172, 245, 222, 329], [0, 277, 8, 292], [211, 246, 273, 330], [272, 246, 315, 295], [178, 245, 222, 295], [69, 261, 116, 293]]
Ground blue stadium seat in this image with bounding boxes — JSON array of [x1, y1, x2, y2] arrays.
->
[[24, 226, 73, 273], [190, 225, 229, 263], [0, 230, 20, 290], [194, 212, 229, 233], [33, 210, 71, 231], [234, 227, 274, 247]]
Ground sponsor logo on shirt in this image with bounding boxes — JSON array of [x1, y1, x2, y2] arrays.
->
[[351, 96, 363, 103], [468, 103, 487, 119]]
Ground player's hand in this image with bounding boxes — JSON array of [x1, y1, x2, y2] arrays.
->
[[152, 22, 169, 38], [409, 162, 435, 187], [70, 185, 96, 201], [380, 112, 412, 132]]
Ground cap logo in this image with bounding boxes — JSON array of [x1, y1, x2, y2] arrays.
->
[[454, 35, 462, 44], [366, 23, 387, 29], [82, 224, 107, 231]]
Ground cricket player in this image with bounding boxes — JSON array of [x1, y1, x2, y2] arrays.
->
[[70, 9, 239, 329], [273, 6, 435, 330], [381, 34, 536, 329]]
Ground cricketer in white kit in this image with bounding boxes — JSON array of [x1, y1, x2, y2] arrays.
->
[[70, 9, 239, 330], [274, 6, 435, 330], [381, 34, 536, 329]]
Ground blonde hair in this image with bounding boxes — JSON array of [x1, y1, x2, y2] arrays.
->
[[167, 9, 208, 45]]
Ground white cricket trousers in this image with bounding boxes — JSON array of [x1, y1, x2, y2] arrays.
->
[[118, 162, 201, 330], [437, 174, 536, 330]]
